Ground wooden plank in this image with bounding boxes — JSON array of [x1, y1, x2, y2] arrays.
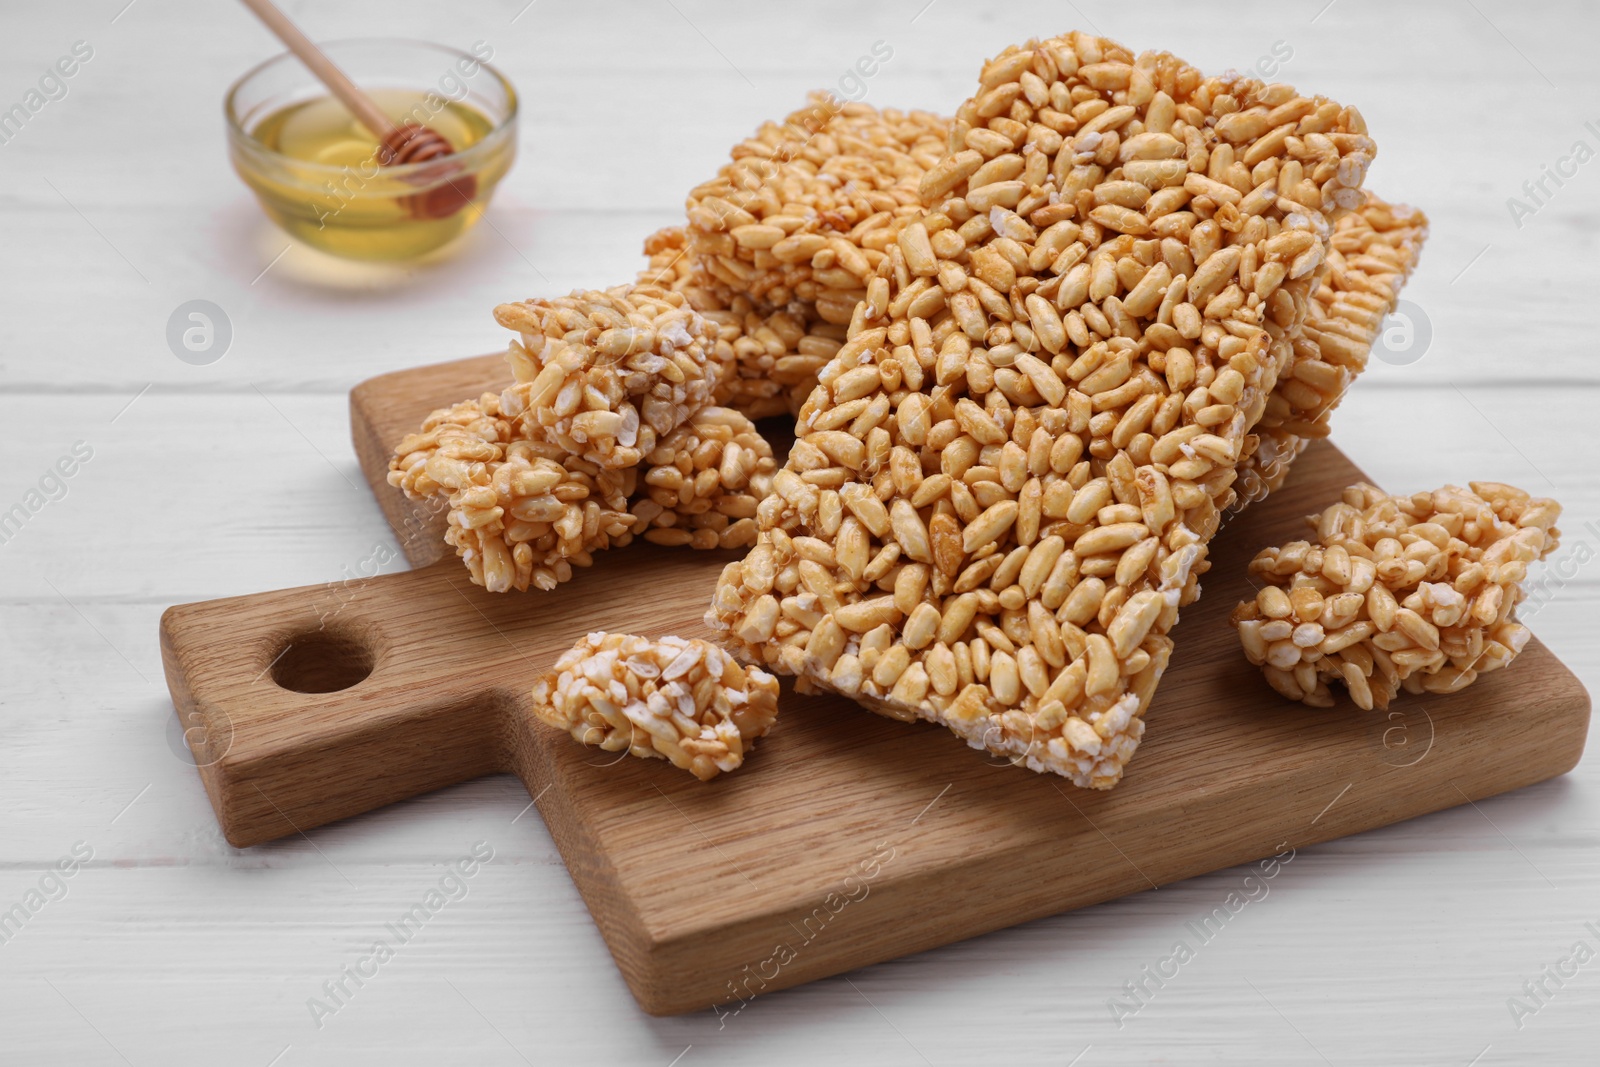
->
[[157, 356, 1590, 1016]]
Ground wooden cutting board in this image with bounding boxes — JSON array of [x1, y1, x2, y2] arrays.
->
[[159, 353, 1591, 1016]]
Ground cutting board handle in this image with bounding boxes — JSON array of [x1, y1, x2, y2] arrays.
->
[[160, 559, 526, 847]]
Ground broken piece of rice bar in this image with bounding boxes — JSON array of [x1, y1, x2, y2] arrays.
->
[[389, 400, 637, 591], [532, 632, 781, 780], [493, 283, 728, 469], [685, 94, 951, 325], [1231, 482, 1561, 709], [707, 31, 1379, 788], [1233, 195, 1429, 503], [389, 395, 776, 591], [632, 405, 778, 550], [638, 226, 847, 419]]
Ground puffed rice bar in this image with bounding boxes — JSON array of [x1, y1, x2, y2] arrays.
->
[[1232, 482, 1561, 709], [494, 283, 729, 468], [1234, 196, 1429, 503], [708, 31, 1379, 789], [680, 99, 948, 416], [388, 393, 776, 591], [685, 95, 1419, 462], [638, 225, 848, 419], [631, 405, 778, 551], [389, 397, 636, 592], [532, 632, 781, 780], [685, 94, 951, 324]]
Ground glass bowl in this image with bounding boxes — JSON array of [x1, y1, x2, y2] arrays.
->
[[225, 39, 517, 261]]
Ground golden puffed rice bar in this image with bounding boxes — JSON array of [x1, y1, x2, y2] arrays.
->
[[685, 94, 951, 325], [532, 632, 781, 780], [388, 394, 775, 592], [708, 31, 1378, 788], [1231, 482, 1561, 709], [493, 283, 728, 468], [638, 226, 847, 419], [394, 73, 1407, 609], [684, 97, 1420, 451], [389, 398, 634, 592], [629, 405, 778, 550], [666, 192, 1427, 472], [1234, 196, 1429, 503]]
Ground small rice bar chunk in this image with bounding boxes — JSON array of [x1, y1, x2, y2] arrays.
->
[[1231, 482, 1561, 709], [532, 632, 781, 780], [494, 284, 727, 469], [388, 392, 638, 592]]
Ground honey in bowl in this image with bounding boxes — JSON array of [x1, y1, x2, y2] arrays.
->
[[236, 88, 511, 260], [226, 41, 518, 262]]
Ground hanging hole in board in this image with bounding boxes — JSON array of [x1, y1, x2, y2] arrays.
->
[[270, 629, 375, 693]]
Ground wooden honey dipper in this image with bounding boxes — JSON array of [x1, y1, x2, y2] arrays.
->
[[239, 0, 477, 219]]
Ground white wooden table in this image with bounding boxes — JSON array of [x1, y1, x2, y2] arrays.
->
[[2, 1, 1595, 1063]]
